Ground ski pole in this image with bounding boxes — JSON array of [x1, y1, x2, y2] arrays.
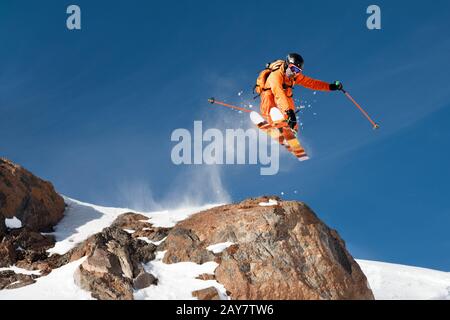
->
[[208, 97, 252, 113], [341, 89, 380, 130], [208, 97, 301, 137]]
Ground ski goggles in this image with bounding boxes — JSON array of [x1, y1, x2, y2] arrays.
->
[[288, 64, 303, 74]]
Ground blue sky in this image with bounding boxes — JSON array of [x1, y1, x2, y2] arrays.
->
[[1, 1, 449, 270]]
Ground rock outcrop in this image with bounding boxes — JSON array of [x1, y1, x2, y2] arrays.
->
[[0, 227, 56, 269], [0, 210, 159, 298], [0, 270, 37, 290], [110, 212, 170, 243], [0, 192, 374, 300], [73, 224, 158, 300], [0, 158, 65, 231], [0, 159, 375, 300], [163, 196, 374, 300], [192, 286, 220, 300], [0, 241, 16, 268]]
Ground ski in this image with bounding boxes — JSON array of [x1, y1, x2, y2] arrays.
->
[[250, 111, 309, 161]]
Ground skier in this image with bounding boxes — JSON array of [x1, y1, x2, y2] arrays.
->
[[255, 53, 343, 132], [209, 53, 378, 161]]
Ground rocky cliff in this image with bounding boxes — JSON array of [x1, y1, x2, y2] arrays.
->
[[0, 158, 65, 271], [0, 158, 65, 232], [0, 159, 374, 300]]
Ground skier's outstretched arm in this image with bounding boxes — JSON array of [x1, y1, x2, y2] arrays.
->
[[295, 74, 332, 91]]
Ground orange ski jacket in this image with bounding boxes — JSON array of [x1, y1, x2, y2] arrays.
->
[[261, 60, 330, 115]]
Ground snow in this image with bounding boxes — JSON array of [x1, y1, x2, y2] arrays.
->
[[47, 197, 135, 255], [207, 242, 235, 254], [137, 236, 167, 246], [144, 204, 219, 228], [134, 251, 229, 300], [259, 199, 278, 206], [0, 266, 41, 276], [5, 217, 22, 229], [47, 196, 219, 255], [0, 258, 92, 300], [357, 260, 450, 300]]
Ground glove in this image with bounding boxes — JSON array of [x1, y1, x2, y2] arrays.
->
[[329, 80, 343, 91], [286, 109, 297, 130]]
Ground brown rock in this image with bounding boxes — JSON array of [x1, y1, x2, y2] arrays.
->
[[64, 227, 131, 264], [132, 240, 156, 264], [196, 273, 216, 281], [0, 270, 38, 290], [0, 228, 55, 272], [111, 212, 170, 243], [192, 286, 220, 300], [37, 251, 73, 271], [65, 233, 105, 263], [74, 242, 139, 300], [71, 222, 160, 299], [0, 158, 65, 231], [133, 227, 170, 242], [5, 276, 36, 289], [7, 228, 55, 251], [72, 232, 137, 300], [74, 265, 134, 300], [0, 271, 17, 289], [133, 271, 157, 289], [163, 197, 374, 300], [81, 248, 123, 275], [15, 249, 48, 265], [102, 227, 133, 247], [110, 212, 151, 230], [66, 225, 156, 269], [15, 259, 52, 276], [106, 241, 134, 279], [0, 241, 16, 267], [163, 228, 215, 264]]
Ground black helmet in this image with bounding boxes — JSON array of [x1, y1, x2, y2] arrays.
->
[[286, 53, 304, 70]]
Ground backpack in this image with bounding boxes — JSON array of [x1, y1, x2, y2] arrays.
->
[[253, 60, 285, 97]]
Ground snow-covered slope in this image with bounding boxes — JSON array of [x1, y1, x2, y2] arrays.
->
[[357, 259, 450, 300], [0, 259, 92, 300], [0, 197, 449, 300], [48, 196, 219, 255]]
